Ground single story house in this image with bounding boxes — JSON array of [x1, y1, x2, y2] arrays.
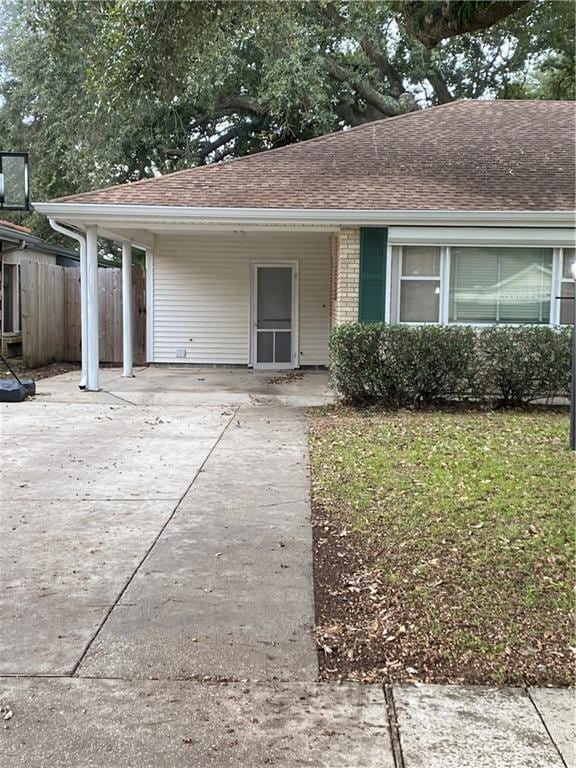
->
[[34, 100, 575, 391], [0, 219, 81, 356]]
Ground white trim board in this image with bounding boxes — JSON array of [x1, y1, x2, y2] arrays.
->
[[32, 202, 575, 229], [388, 227, 576, 247]]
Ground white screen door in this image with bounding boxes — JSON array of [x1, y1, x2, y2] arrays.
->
[[253, 264, 297, 368]]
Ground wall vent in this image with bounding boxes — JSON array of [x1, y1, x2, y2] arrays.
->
[[176, 348, 187, 358]]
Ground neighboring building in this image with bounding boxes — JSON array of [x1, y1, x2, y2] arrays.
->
[[35, 100, 575, 375], [0, 220, 80, 356]]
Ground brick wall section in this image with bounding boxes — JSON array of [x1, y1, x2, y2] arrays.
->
[[329, 233, 338, 327], [330, 228, 360, 327]]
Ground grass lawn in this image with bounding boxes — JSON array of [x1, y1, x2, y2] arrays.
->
[[309, 407, 574, 686]]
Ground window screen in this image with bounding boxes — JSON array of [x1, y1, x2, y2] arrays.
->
[[257, 267, 292, 329]]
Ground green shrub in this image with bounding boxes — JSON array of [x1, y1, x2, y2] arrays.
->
[[329, 323, 571, 407], [477, 326, 571, 406]]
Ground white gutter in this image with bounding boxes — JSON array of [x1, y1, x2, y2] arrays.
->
[[48, 219, 88, 389], [34, 203, 575, 229]]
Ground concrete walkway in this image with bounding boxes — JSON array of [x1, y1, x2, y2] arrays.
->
[[0, 368, 573, 767]]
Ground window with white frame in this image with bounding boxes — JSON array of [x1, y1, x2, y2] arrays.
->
[[559, 247, 575, 325], [395, 245, 570, 325], [399, 246, 442, 323]]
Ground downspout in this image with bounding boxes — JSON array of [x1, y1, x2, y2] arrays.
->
[[48, 219, 88, 389]]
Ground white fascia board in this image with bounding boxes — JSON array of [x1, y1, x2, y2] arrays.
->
[[32, 202, 576, 229], [389, 226, 576, 247]]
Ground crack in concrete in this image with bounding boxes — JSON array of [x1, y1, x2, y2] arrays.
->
[[104, 391, 139, 407], [526, 687, 568, 768], [68, 405, 242, 678], [383, 684, 405, 768]]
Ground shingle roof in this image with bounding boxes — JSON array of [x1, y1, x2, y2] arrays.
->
[[0, 219, 32, 233], [53, 100, 575, 211]]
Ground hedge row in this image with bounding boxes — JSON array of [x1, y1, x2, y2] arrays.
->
[[329, 324, 572, 407]]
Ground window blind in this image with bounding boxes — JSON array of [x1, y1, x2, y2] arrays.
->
[[449, 247, 553, 324]]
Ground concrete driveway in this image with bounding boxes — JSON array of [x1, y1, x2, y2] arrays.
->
[[1, 368, 332, 680], [0, 368, 573, 768], [1, 368, 393, 767]]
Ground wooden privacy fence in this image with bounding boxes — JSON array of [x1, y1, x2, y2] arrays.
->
[[21, 261, 146, 368]]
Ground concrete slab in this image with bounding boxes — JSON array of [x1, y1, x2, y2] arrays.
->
[[530, 688, 575, 768], [76, 520, 317, 681], [0, 399, 229, 500], [2, 368, 319, 682], [0, 400, 232, 437], [394, 684, 565, 768], [109, 389, 254, 407], [77, 399, 317, 681], [0, 678, 392, 768], [1, 433, 217, 500], [0, 500, 176, 674], [35, 366, 334, 408]]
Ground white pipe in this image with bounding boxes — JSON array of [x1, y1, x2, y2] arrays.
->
[[121, 241, 133, 377], [48, 218, 88, 389], [85, 226, 100, 391]]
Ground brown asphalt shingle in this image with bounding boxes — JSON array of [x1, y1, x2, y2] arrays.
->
[[52, 100, 576, 212]]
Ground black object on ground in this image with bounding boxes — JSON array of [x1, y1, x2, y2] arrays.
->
[[0, 354, 35, 402]]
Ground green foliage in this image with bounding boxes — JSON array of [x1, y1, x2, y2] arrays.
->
[[0, 0, 573, 239], [476, 326, 572, 405], [329, 323, 571, 406]]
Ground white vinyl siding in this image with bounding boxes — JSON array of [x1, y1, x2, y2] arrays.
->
[[152, 232, 331, 365]]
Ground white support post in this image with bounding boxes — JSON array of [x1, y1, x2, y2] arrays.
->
[[122, 241, 134, 377], [85, 225, 100, 391], [79, 238, 88, 388], [145, 245, 154, 363]]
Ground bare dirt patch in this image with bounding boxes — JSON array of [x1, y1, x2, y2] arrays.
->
[[0, 358, 80, 381]]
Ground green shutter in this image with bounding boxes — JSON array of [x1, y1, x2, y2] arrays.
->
[[359, 227, 388, 323]]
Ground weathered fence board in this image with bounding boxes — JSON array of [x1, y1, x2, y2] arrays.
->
[[63, 267, 81, 362], [21, 261, 146, 368], [21, 262, 65, 367]]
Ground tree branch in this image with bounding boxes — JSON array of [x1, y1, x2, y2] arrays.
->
[[196, 126, 239, 160], [421, 50, 455, 103], [360, 37, 405, 97], [426, 66, 455, 102], [324, 57, 416, 117], [218, 95, 268, 116], [334, 104, 369, 127], [402, 1, 531, 49]]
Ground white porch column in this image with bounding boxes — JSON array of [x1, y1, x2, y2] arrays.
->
[[79, 238, 88, 388], [145, 246, 154, 364], [85, 225, 100, 391], [122, 241, 134, 377]]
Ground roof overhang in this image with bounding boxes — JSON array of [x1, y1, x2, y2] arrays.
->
[[33, 202, 576, 232], [0, 223, 79, 258]]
